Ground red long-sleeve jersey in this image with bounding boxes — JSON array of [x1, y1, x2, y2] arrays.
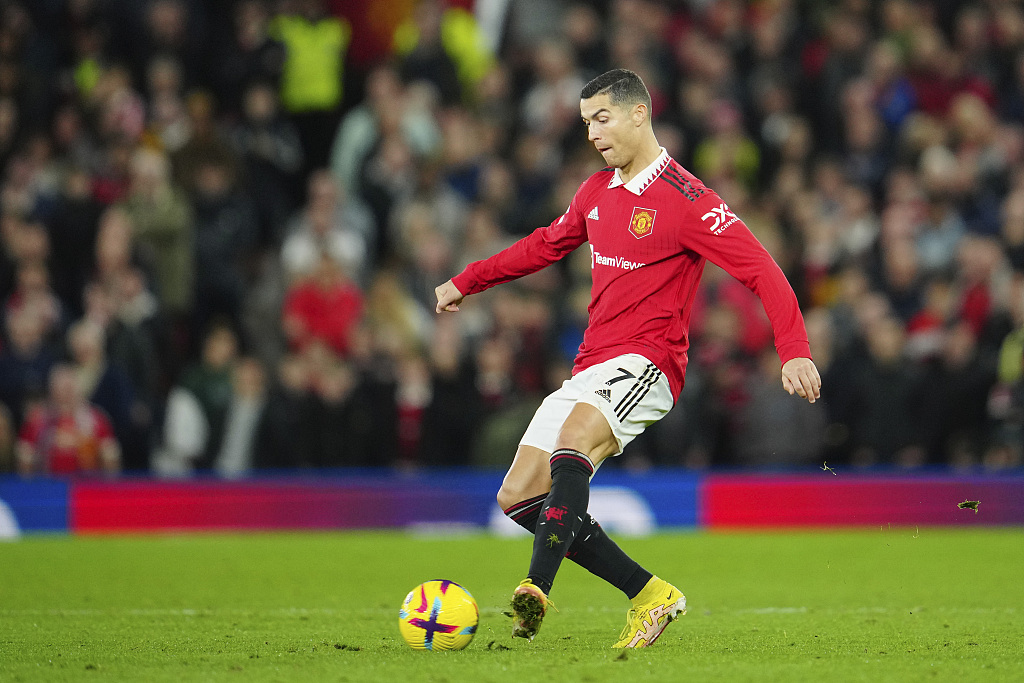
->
[[452, 150, 810, 400]]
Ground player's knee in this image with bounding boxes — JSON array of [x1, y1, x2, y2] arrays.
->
[[554, 427, 618, 463], [496, 485, 518, 511], [554, 422, 590, 452], [554, 404, 618, 459], [497, 477, 549, 510]]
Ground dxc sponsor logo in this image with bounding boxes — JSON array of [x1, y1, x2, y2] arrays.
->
[[702, 203, 739, 235]]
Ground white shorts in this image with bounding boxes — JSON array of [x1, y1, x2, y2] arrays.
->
[[520, 353, 673, 461]]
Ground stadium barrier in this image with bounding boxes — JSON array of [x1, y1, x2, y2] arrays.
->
[[0, 471, 1020, 535]]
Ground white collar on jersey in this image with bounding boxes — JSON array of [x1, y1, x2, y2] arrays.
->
[[607, 147, 671, 196]]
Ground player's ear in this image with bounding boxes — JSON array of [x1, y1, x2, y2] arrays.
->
[[632, 103, 648, 127]]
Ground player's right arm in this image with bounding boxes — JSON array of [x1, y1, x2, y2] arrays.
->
[[435, 279, 465, 313], [438, 192, 590, 308]]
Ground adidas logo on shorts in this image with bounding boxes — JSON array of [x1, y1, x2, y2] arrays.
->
[[595, 388, 612, 402]]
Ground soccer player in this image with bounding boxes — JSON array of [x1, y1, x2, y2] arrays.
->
[[434, 69, 821, 647]]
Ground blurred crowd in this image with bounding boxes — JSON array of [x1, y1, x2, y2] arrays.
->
[[2, 0, 1024, 478]]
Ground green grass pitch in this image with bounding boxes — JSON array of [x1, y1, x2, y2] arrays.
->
[[2, 528, 1022, 682]]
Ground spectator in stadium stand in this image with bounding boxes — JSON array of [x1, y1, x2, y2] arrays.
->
[[850, 315, 925, 468], [152, 320, 238, 475], [89, 63, 147, 143], [3, 161, 58, 249], [65, 317, 143, 471], [171, 91, 240, 196], [154, 354, 267, 478], [840, 86, 891, 197], [358, 131, 421, 253], [16, 363, 120, 477], [86, 270, 168, 451], [362, 269, 432, 362], [213, 0, 287, 119], [874, 238, 924, 323], [211, 356, 267, 478], [143, 55, 189, 153], [282, 251, 364, 358], [803, 306, 858, 465], [916, 320, 995, 467], [692, 99, 760, 191], [392, 0, 494, 106], [254, 353, 309, 470], [280, 170, 373, 286], [190, 158, 258, 336], [6, 221, 53, 293], [416, 313, 482, 467], [47, 168, 103, 318], [0, 403, 14, 472], [116, 147, 193, 320], [391, 351, 432, 467], [948, 94, 1013, 238], [0, 307, 56, 431], [393, 198, 460, 311], [989, 274, 1024, 469], [310, 354, 385, 467], [88, 136, 136, 206], [732, 347, 827, 468], [955, 235, 1008, 342], [5, 259, 65, 349], [0, 97, 18, 172], [561, 3, 609, 79], [269, 0, 351, 175], [812, 10, 871, 156], [230, 82, 304, 247], [520, 39, 586, 140], [329, 63, 441, 203], [417, 118, 473, 225], [914, 146, 967, 275], [454, 204, 514, 273], [90, 207, 137, 321], [127, 0, 207, 92], [1004, 183, 1024, 272]]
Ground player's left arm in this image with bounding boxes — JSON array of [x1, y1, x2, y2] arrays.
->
[[683, 193, 821, 403], [781, 357, 821, 403]]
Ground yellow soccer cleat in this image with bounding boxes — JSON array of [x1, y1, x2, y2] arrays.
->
[[612, 576, 686, 648], [509, 579, 553, 641]]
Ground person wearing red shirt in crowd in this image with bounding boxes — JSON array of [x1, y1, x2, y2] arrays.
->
[[16, 364, 121, 476], [435, 69, 821, 648], [282, 252, 364, 356]]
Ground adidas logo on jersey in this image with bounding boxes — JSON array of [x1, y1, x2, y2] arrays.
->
[[588, 206, 600, 221], [595, 388, 612, 402]]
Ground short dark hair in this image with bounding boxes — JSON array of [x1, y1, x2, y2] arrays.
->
[[580, 69, 652, 112]]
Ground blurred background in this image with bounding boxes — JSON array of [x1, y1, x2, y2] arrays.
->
[[2, 0, 1024, 484]]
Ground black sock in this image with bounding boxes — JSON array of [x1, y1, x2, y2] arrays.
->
[[526, 449, 593, 595], [504, 493, 652, 600], [566, 516, 653, 599]]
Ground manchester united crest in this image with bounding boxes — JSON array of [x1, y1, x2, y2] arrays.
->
[[628, 207, 657, 239]]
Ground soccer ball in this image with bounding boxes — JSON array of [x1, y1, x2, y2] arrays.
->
[[398, 579, 478, 651]]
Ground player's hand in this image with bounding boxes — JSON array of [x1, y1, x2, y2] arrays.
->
[[435, 279, 465, 313], [781, 357, 821, 404]]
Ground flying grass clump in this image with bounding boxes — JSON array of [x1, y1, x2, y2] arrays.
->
[[957, 500, 980, 514]]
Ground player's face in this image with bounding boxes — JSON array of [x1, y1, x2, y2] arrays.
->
[[580, 93, 639, 168]]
